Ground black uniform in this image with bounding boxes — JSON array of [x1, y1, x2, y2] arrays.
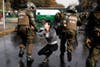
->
[[85, 4, 100, 67]]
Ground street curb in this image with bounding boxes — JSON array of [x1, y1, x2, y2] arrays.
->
[[0, 27, 15, 37]]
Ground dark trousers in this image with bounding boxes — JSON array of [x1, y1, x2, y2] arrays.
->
[[60, 30, 77, 56], [86, 47, 100, 67], [38, 44, 58, 57], [18, 26, 34, 56], [60, 31, 67, 56], [60, 36, 67, 56]]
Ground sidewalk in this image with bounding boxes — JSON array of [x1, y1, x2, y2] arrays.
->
[[0, 22, 16, 37]]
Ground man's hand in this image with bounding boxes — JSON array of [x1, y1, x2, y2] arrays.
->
[[31, 26, 35, 30], [85, 38, 92, 48]]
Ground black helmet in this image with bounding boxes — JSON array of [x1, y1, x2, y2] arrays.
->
[[66, 9, 77, 13], [66, 5, 77, 13]]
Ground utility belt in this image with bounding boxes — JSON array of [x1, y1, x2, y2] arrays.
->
[[17, 24, 35, 34], [17, 24, 30, 29], [18, 24, 29, 26], [96, 46, 100, 49], [92, 42, 100, 49], [66, 29, 76, 34], [17, 25, 30, 32]]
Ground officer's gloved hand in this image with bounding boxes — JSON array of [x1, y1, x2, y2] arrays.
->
[[37, 29, 44, 37], [85, 38, 92, 48], [38, 29, 43, 33], [38, 27, 44, 32]]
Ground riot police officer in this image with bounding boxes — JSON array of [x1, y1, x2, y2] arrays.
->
[[85, 4, 100, 67], [60, 9, 78, 63], [14, 0, 37, 63]]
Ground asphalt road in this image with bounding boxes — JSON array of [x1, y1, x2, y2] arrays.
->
[[0, 31, 100, 67]]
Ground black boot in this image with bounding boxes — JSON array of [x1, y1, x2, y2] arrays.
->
[[19, 48, 24, 58], [60, 54, 64, 63], [67, 52, 72, 62]]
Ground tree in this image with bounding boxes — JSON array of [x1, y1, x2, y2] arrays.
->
[[32, 0, 46, 7], [5, 1, 11, 11], [0, 0, 2, 10], [3, 0, 64, 10], [32, 0, 64, 7]]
